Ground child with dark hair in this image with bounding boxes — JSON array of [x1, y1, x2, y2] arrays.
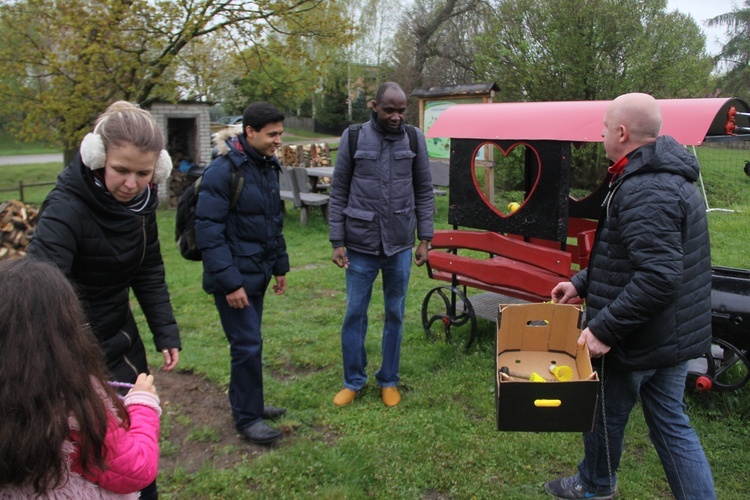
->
[[0, 258, 161, 498]]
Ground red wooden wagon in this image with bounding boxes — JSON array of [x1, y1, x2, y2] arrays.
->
[[422, 95, 750, 394]]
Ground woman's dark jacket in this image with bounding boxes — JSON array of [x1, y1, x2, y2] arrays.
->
[[27, 154, 181, 383], [195, 133, 290, 296], [571, 136, 712, 370]]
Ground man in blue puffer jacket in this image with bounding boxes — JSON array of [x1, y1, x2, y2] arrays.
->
[[196, 102, 290, 445], [329, 82, 434, 408], [544, 93, 715, 499]]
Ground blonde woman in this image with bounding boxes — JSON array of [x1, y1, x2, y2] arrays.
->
[[28, 101, 181, 499]]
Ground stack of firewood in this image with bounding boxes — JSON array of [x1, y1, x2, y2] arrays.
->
[[168, 170, 200, 208], [282, 145, 303, 166], [307, 143, 331, 167], [0, 200, 38, 260], [280, 143, 332, 167]]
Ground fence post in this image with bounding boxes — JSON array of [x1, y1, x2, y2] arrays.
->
[[18, 180, 24, 202]]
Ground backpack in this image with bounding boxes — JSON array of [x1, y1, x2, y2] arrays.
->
[[348, 124, 418, 163], [175, 165, 243, 261]]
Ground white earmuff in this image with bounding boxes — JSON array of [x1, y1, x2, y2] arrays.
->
[[79, 132, 107, 170], [80, 132, 172, 184], [153, 149, 173, 185]]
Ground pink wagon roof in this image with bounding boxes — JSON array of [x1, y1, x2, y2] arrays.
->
[[425, 98, 749, 146]]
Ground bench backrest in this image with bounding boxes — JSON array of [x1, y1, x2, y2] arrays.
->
[[430, 161, 450, 188], [290, 167, 312, 194], [279, 166, 294, 192]]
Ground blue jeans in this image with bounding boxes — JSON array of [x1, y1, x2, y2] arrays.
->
[[214, 291, 265, 431], [579, 360, 715, 499], [341, 248, 412, 390]]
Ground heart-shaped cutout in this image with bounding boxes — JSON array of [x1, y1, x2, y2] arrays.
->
[[471, 142, 541, 218]]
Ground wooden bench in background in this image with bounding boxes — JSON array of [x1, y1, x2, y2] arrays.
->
[[279, 166, 329, 225], [429, 161, 449, 213]]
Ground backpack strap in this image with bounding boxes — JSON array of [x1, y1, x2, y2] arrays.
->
[[196, 163, 243, 209], [228, 164, 244, 209], [405, 125, 418, 155], [348, 124, 362, 165]]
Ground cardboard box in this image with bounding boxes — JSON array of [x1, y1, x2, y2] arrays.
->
[[495, 303, 599, 432]]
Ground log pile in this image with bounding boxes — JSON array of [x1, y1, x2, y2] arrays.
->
[[308, 143, 332, 167], [1, 200, 38, 260], [282, 145, 303, 166], [168, 170, 200, 208], [281, 143, 331, 167]]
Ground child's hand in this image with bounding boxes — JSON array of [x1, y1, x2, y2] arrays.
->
[[131, 373, 158, 397]]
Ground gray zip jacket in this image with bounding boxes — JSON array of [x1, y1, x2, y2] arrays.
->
[[329, 113, 434, 255]]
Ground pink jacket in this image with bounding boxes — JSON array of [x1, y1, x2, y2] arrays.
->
[[0, 391, 160, 499], [69, 391, 161, 495]]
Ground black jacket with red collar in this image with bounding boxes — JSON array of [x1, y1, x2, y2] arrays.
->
[[571, 135, 712, 370]]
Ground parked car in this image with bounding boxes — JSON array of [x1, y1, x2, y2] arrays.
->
[[215, 115, 242, 125], [210, 115, 243, 134]]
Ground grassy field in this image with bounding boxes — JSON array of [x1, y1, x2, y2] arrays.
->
[[2, 145, 750, 498], [0, 132, 60, 155]]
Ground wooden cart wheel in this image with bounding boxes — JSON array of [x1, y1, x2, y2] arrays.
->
[[706, 338, 750, 392], [421, 285, 477, 349]]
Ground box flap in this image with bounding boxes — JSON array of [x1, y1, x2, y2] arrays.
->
[[497, 303, 582, 356]]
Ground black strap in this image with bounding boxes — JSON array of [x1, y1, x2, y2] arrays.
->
[[405, 125, 417, 156], [195, 164, 243, 209], [348, 124, 362, 165], [228, 166, 244, 209]]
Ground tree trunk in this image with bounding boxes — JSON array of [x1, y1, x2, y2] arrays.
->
[[63, 148, 77, 168]]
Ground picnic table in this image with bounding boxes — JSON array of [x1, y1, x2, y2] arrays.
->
[[304, 166, 334, 192]]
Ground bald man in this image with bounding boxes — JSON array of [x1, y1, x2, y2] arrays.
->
[[545, 93, 715, 500]]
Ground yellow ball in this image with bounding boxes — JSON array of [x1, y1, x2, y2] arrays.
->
[[508, 202, 520, 213]]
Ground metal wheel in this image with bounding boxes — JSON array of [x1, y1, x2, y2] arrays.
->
[[707, 338, 750, 391], [687, 338, 750, 392], [421, 285, 477, 349]]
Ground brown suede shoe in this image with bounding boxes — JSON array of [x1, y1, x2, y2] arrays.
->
[[333, 388, 358, 406], [381, 387, 401, 407]]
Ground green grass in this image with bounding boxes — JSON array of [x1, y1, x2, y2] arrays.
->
[[0, 132, 60, 155], [0, 163, 64, 206], [3, 144, 750, 498], [148, 198, 750, 499], [283, 127, 340, 143]]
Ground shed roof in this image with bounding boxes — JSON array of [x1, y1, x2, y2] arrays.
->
[[425, 98, 750, 146]]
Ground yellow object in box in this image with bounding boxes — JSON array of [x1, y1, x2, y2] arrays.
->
[[495, 302, 599, 432], [550, 365, 574, 381], [528, 372, 547, 382]]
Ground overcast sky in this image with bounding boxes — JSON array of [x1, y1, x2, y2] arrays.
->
[[666, 0, 740, 54]]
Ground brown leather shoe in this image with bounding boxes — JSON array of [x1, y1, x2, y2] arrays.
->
[[333, 388, 357, 406], [381, 387, 401, 407]]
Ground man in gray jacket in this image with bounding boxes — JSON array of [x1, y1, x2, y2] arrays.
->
[[545, 93, 715, 499], [329, 82, 434, 408]]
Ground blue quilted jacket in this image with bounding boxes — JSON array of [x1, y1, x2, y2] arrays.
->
[[195, 133, 290, 296]]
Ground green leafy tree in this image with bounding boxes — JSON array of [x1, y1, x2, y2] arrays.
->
[[0, 0, 352, 157], [707, 0, 750, 97], [475, 0, 713, 102], [474, 0, 713, 189], [221, 39, 322, 116]]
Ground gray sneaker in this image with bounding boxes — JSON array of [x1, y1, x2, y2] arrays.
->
[[544, 473, 615, 499]]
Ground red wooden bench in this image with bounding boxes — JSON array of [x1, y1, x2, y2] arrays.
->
[[422, 219, 596, 347]]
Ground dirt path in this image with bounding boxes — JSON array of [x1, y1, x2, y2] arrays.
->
[[156, 369, 275, 474]]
